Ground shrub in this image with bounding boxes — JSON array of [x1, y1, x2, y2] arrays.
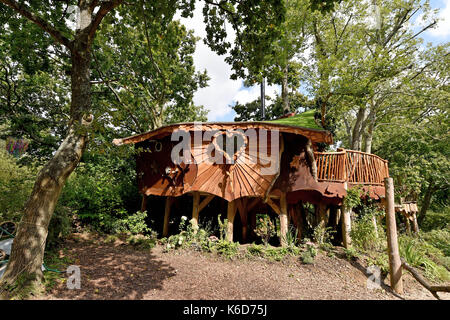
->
[[255, 214, 276, 246], [0, 148, 37, 222], [421, 209, 450, 231], [313, 225, 334, 248], [247, 243, 265, 257], [421, 229, 450, 257], [301, 243, 317, 264], [213, 240, 239, 259], [126, 233, 157, 250]]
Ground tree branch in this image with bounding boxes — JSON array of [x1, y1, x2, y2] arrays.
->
[[87, 0, 124, 44], [0, 0, 72, 49]]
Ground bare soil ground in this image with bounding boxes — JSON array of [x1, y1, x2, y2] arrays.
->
[[39, 233, 448, 300]]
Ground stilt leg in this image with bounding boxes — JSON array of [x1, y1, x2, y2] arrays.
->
[[163, 197, 173, 237], [280, 193, 288, 247], [226, 200, 236, 242]]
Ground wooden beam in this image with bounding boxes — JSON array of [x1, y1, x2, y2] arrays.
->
[[401, 259, 448, 299], [162, 197, 173, 237], [266, 198, 281, 215], [191, 192, 200, 233], [280, 193, 288, 247], [226, 200, 237, 242], [199, 194, 214, 213], [247, 198, 260, 212], [412, 213, 419, 234], [385, 177, 404, 295]]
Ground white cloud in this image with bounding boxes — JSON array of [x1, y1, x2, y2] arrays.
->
[[178, 4, 279, 121], [428, 0, 450, 37]]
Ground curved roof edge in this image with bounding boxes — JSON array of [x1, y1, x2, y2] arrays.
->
[[113, 121, 333, 146]]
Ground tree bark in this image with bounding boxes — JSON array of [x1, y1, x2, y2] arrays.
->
[[281, 65, 289, 114], [1, 32, 93, 291], [351, 107, 367, 151], [418, 180, 435, 225]]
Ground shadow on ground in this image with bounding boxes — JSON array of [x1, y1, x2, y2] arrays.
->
[[50, 241, 175, 300]]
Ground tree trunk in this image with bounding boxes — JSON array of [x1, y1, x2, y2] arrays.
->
[[418, 180, 435, 225], [1, 39, 92, 290], [281, 65, 289, 114], [351, 107, 367, 151]]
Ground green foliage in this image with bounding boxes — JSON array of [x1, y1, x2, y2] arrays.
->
[[399, 235, 450, 282], [313, 225, 335, 248], [46, 206, 73, 249], [282, 226, 300, 248], [126, 233, 157, 250], [213, 240, 239, 259], [301, 243, 317, 264], [421, 229, 450, 257], [255, 214, 277, 246], [343, 186, 362, 209], [350, 204, 384, 251], [0, 146, 37, 222], [247, 243, 265, 257], [217, 214, 227, 241], [56, 151, 140, 234], [421, 209, 450, 232]]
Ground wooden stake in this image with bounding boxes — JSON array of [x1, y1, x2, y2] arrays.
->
[[191, 192, 200, 233], [163, 197, 173, 237], [280, 193, 288, 247], [226, 200, 236, 242], [385, 177, 403, 295]]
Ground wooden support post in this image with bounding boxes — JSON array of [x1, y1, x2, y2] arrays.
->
[[163, 197, 173, 237], [385, 177, 403, 295], [280, 193, 288, 247], [341, 204, 352, 249], [317, 203, 328, 228], [191, 192, 200, 233], [226, 200, 236, 242], [237, 198, 249, 243], [140, 194, 148, 212]]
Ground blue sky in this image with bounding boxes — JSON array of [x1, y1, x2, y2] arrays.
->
[[182, 0, 450, 122]]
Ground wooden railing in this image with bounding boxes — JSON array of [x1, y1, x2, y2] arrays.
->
[[314, 149, 389, 185]]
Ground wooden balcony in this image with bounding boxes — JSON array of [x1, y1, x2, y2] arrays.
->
[[314, 149, 389, 186]]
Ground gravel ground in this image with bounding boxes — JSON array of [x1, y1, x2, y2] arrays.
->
[[39, 233, 448, 300]]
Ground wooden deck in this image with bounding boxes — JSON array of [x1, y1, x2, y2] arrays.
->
[[314, 149, 389, 186]]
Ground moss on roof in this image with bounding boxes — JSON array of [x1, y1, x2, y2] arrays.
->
[[267, 109, 323, 130]]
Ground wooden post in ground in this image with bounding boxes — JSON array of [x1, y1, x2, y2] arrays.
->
[[226, 200, 236, 242], [191, 192, 200, 233], [280, 193, 288, 246], [341, 204, 352, 249], [385, 177, 404, 295], [163, 197, 173, 237], [238, 198, 249, 243]]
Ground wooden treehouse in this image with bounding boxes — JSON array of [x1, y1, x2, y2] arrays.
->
[[113, 111, 390, 247]]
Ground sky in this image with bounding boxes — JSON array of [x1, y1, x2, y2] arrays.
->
[[180, 0, 450, 122]]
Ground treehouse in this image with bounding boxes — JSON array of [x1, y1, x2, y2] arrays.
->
[[113, 110, 390, 246]]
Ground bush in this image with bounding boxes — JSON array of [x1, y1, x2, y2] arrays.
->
[[254, 214, 276, 246], [0, 148, 37, 222], [57, 153, 140, 233], [421, 229, 450, 257], [213, 240, 239, 259], [399, 235, 450, 282], [421, 209, 450, 231]]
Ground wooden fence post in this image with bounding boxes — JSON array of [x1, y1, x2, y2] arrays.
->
[[385, 177, 404, 295]]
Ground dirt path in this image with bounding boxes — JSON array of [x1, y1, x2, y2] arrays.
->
[[40, 234, 447, 300]]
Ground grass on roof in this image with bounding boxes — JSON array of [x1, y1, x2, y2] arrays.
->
[[267, 109, 323, 130]]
